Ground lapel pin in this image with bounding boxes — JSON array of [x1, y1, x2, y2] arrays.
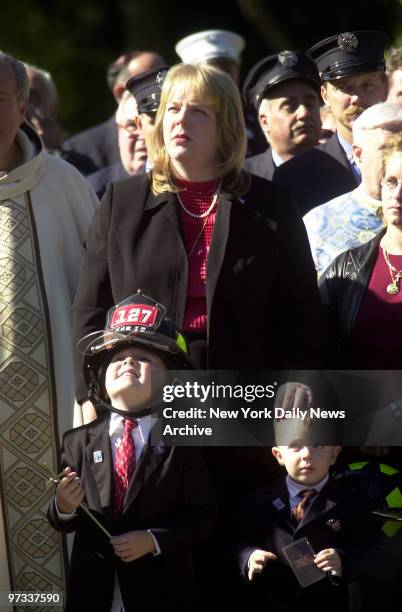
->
[[93, 450, 103, 464], [326, 518, 342, 531], [272, 497, 286, 510]]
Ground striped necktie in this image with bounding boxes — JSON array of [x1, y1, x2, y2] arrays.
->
[[114, 418, 137, 518], [292, 489, 317, 524]]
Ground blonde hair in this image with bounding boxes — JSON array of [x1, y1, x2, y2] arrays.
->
[[149, 63, 248, 195], [382, 132, 402, 169]]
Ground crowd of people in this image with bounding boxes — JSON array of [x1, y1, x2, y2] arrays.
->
[[0, 25, 401, 612]]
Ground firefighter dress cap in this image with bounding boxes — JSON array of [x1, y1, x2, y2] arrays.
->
[[126, 66, 170, 114], [175, 29, 245, 64], [243, 51, 321, 110], [307, 30, 388, 81], [79, 291, 194, 398]]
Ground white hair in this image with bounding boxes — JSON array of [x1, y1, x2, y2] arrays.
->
[[353, 102, 402, 147], [0, 51, 29, 103], [115, 90, 138, 125]]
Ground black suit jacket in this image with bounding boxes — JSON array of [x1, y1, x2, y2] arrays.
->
[[273, 133, 358, 215], [73, 171, 327, 402], [236, 476, 384, 610], [48, 415, 217, 612], [64, 115, 120, 171], [243, 148, 275, 181]]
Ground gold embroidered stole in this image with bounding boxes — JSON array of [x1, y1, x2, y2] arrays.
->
[[0, 193, 67, 598]]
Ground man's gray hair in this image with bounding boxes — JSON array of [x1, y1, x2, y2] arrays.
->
[[24, 62, 58, 106], [353, 102, 402, 147], [0, 51, 29, 104]]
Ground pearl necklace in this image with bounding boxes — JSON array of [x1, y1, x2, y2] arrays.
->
[[176, 179, 222, 218], [381, 242, 402, 295]]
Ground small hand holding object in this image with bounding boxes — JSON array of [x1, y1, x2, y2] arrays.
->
[[110, 530, 156, 563], [248, 549, 277, 581], [56, 467, 85, 514], [314, 548, 342, 576]]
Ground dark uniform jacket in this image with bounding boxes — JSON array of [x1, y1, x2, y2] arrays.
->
[[243, 148, 275, 181], [236, 475, 384, 611], [73, 171, 327, 402], [87, 160, 128, 199], [319, 230, 384, 366], [64, 115, 120, 171], [273, 132, 358, 215], [48, 414, 217, 612]]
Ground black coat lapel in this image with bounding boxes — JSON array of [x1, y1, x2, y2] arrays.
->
[[150, 191, 188, 328], [122, 442, 168, 512], [297, 480, 338, 529], [265, 480, 294, 531], [206, 190, 233, 339], [321, 133, 354, 174], [86, 417, 114, 511]]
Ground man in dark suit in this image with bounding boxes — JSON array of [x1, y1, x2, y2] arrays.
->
[[48, 293, 216, 612], [64, 51, 165, 170], [273, 31, 389, 215], [243, 51, 322, 181], [87, 91, 148, 198]]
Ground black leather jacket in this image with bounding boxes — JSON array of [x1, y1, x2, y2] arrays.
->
[[318, 230, 385, 365]]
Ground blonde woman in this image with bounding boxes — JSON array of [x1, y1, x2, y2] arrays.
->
[[73, 63, 325, 418]]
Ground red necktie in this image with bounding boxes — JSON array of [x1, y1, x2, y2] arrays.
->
[[292, 489, 317, 524], [114, 418, 137, 518]]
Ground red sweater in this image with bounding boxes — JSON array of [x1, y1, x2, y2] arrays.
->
[[176, 178, 219, 332], [353, 246, 402, 367]]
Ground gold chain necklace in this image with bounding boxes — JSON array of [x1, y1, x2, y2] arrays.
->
[[177, 180, 222, 218], [381, 243, 402, 295], [187, 216, 210, 259]]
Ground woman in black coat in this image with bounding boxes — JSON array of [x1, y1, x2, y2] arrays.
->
[[319, 140, 402, 368], [73, 63, 325, 414]]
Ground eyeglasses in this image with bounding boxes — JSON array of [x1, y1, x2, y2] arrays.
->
[[116, 122, 138, 135], [381, 178, 402, 193]]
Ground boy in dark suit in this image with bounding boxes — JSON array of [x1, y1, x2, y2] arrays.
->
[[48, 292, 216, 612], [236, 381, 384, 611]]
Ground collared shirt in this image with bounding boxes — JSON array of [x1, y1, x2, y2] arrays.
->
[[286, 473, 329, 513], [109, 412, 153, 464], [303, 185, 383, 277], [271, 149, 286, 168], [337, 133, 362, 183]]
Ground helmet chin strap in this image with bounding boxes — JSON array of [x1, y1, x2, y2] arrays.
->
[[88, 379, 161, 419]]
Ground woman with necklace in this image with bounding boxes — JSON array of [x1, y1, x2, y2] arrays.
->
[[73, 63, 326, 419], [320, 136, 402, 367]]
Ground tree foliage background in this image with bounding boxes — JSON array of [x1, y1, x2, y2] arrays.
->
[[1, 0, 401, 136]]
